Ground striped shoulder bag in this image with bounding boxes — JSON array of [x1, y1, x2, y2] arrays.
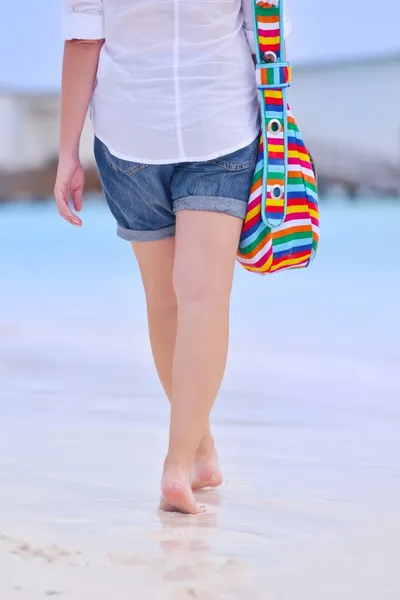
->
[[237, 0, 320, 274]]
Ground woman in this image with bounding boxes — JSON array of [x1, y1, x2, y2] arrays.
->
[[55, 0, 291, 514]]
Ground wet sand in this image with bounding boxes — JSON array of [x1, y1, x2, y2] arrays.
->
[[1, 202, 400, 598], [1, 326, 400, 599]]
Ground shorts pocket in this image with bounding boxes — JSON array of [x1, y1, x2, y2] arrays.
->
[[95, 137, 148, 176], [209, 137, 259, 172]]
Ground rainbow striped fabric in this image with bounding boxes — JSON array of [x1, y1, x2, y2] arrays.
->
[[237, 0, 319, 274]]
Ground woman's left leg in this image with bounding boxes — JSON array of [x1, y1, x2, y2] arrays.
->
[[161, 210, 243, 514]]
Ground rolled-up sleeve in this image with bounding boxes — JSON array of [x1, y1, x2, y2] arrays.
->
[[63, 1, 105, 40], [242, 1, 292, 54]]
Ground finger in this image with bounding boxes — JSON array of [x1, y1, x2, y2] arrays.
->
[[57, 195, 80, 225], [72, 186, 83, 212], [55, 187, 82, 227]]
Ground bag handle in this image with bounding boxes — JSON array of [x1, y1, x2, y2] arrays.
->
[[253, 0, 291, 229]]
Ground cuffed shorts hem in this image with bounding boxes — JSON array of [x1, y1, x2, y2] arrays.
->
[[117, 224, 176, 242], [173, 196, 248, 220], [94, 136, 258, 242]]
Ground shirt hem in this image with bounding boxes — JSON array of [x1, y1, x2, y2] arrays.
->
[[94, 129, 260, 165]]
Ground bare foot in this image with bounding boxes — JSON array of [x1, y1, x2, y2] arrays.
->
[[192, 446, 223, 491], [160, 463, 205, 514]]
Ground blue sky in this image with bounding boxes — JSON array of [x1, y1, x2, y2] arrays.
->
[[1, 0, 399, 91]]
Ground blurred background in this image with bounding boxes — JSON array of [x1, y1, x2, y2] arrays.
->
[[1, 3, 400, 597], [1, 0, 400, 200]]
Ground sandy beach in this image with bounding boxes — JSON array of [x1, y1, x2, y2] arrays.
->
[[1, 202, 400, 599]]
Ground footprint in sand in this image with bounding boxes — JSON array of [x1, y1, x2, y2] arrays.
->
[[173, 588, 216, 600]]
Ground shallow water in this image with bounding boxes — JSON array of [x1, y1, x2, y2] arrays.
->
[[0, 200, 399, 599]]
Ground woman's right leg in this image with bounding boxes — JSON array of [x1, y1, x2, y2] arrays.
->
[[161, 210, 243, 514], [132, 239, 223, 489]]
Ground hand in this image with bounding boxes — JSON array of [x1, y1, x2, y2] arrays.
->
[[54, 156, 85, 227]]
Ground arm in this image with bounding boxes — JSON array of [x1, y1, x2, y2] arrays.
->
[[54, 1, 104, 227]]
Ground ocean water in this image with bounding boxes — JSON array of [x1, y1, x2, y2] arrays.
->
[[1, 198, 399, 378]]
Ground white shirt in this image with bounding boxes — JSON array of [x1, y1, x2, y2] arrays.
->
[[63, 1, 291, 164]]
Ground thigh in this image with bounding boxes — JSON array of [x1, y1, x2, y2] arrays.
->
[[173, 210, 242, 299]]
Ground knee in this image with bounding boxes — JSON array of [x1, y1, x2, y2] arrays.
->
[[145, 285, 177, 313], [173, 265, 229, 306]]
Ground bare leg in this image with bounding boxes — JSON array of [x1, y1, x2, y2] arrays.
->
[[161, 211, 242, 514], [132, 238, 223, 490], [132, 238, 177, 396]]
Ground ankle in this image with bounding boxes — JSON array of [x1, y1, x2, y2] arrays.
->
[[196, 434, 216, 460], [163, 454, 192, 474]]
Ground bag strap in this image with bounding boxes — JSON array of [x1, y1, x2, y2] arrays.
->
[[253, 1, 291, 229]]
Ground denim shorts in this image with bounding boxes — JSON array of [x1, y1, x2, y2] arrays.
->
[[94, 136, 259, 242]]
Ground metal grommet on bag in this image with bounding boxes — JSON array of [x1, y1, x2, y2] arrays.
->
[[262, 51, 277, 63], [271, 185, 284, 200], [267, 119, 282, 135]]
